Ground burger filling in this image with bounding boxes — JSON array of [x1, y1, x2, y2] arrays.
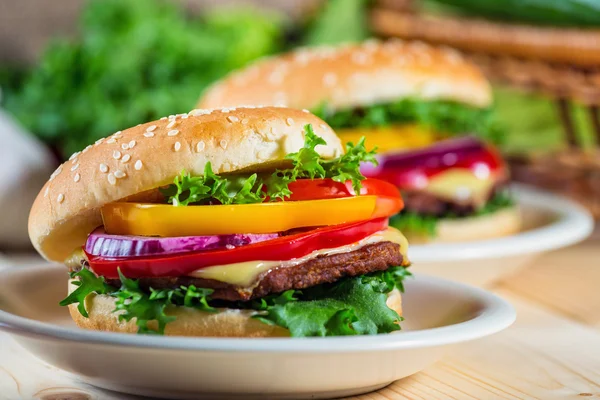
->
[[360, 136, 515, 240], [61, 125, 411, 337], [313, 98, 502, 153]]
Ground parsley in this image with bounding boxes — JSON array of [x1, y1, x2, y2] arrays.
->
[[59, 268, 114, 318], [162, 124, 377, 205], [313, 98, 505, 145], [390, 192, 516, 238]]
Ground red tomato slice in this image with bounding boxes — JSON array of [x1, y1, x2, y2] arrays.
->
[[285, 178, 401, 201], [87, 218, 389, 279]]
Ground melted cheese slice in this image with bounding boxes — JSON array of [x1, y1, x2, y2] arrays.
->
[[426, 169, 500, 206], [187, 227, 409, 287], [337, 124, 438, 153]]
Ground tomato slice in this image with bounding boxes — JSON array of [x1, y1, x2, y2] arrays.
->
[[88, 218, 389, 279], [285, 178, 401, 201]]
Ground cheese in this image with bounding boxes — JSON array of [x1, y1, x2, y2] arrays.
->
[[187, 227, 409, 286], [426, 169, 499, 206], [336, 124, 438, 153]]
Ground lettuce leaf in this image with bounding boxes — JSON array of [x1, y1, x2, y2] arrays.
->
[[61, 266, 411, 336], [162, 124, 377, 206], [313, 98, 505, 145], [389, 191, 515, 238]]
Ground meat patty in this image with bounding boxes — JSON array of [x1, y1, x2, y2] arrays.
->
[[402, 180, 508, 217], [104, 241, 405, 302]]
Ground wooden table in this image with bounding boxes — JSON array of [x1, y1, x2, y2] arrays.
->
[[1, 231, 599, 400]]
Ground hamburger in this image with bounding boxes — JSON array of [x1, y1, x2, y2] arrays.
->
[[29, 106, 411, 337], [197, 41, 518, 243], [198, 40, 502, 153]]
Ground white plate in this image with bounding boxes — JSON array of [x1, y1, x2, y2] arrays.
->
[[409, 185, 594, 286], [0, 265, 515, 399]]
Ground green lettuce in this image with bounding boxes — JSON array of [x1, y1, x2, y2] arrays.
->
[[60, 266, 411, 336], [313, 98, 505, 144], [161, 124, 377, 206], [389, 191, 515, 237]]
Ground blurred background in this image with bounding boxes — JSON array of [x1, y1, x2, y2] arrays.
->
[[0, 0, 598, 251]]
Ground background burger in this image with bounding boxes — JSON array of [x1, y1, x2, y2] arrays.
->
[[29, 106, 411, 337], [198, 40, 502, 152], [197, 41, 518, 243]]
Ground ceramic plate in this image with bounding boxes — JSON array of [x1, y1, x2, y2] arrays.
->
[[409, 184, 594, 286], [0, 265, 515, 399]]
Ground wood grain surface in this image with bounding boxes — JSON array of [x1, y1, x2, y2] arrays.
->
[[0, 230, 599, 400]]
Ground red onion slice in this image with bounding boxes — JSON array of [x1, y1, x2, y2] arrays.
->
[[85, 229, 280, 258]]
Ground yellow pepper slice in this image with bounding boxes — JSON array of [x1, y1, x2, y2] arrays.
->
[[337, 124, 439, 154], [101, 196, 379, 237]]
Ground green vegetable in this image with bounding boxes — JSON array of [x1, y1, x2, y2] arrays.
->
[[313, 99, 505, 145], [113, 269, 215, 335], [4, 0, 283, 158], [390, 191, 515, 238], [162, 125, 377, 206], [61, 266, 411, 336], [301, 0, 371, 46], [252, 266, 411, 336], [422, 0, 600, 28], [59, 268, 113, 318]]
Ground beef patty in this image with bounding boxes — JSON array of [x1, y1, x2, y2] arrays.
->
[[402, 180, 508, 217], [103, 241, 405, 302]]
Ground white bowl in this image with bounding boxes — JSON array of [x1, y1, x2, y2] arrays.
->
[[409, 185, 594, 287], [0, 265, 515, 399]]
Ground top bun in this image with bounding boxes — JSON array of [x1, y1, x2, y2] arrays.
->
[[199, 40, 492, 111], [29, 106, 343, 263]]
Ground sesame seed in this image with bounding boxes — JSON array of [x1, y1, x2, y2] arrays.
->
[[57, 193, 64, 203], [121, 154, 131, 163], [49, 165, 63, 181], [168, 129, 179, 136], [286, 117, 294, 126], [241, 118, 249, 125], [220, 140, 228, 149], [221, 108, 230, 113], [196, 141, 205, 152], [82, 145, 92, 153], [323, 72, 337, 87], [146, 125, 157, 132], [226, 116, 239, 123], [114, 170, 126, 179], [114, 130, 122, 137], [121, 143, 129, 150], [160, 116, 167, 120], [74, 173, 81, 183], [129, 140, 136, 148], [113, 150, 121, 160], [189, 109, 210, 116], [44, 187, 49, 197], [174, 142, 182, 152], [134, 160, 143, 170], [143, 132, 155, 138], [107, 173, 117, 185], [70, 164, 79, 171], [302, 109, 310, 113], [95, 138, 104, 145], [68, 152, 80, 161], [106, 138, 116, 144], [167, 120, 177, 129], [99, 163, 108, 173], [352, 52, 368, 65]]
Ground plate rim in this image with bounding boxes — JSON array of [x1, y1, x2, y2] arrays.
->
[[409, 184, 594, 262], [0, 265, 515, 353]]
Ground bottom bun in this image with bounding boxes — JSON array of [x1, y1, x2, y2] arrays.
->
[[68, 280, 403, 337], [410, 206, 521, 244]]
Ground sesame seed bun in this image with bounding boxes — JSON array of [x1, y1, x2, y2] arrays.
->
[[198, 40, 492, 112], [67, 280, 403, 337], [408, 206, 521, 244], [28, 107, 343, 263]]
